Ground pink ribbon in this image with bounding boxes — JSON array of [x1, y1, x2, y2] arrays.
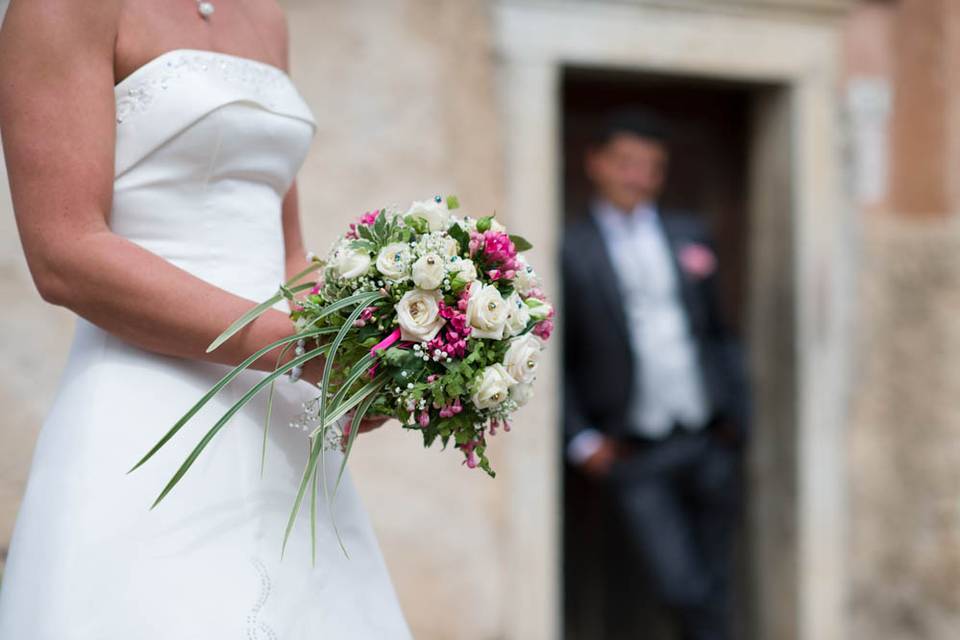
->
[[368, 328, 401, 378]]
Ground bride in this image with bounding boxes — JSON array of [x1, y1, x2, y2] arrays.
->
[[0, 0, 412, 637]]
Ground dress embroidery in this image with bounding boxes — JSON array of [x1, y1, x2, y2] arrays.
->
[[247, 558, 279, 640], [115, 51, 289, 124]]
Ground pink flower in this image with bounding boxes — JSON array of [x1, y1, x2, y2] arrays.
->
[[468, 231, 484, 257], [678, 243, 717, 279], [439, 398, 463, 419], [359, 210, 381, 226], [346, 209, 382, 239], [425, 300, 473, 359], [418, 411, 431, 428], [533, 318, 554, 340], [481, 231, 519, 273], [459, 438, 483, 469]]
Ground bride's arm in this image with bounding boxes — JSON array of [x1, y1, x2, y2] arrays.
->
[[0, 0, 316, 379]]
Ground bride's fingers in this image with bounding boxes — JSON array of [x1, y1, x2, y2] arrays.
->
[[341, 415, 390, 438], [357, 416, 390, 433]]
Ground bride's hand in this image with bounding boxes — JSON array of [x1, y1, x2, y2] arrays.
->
[[341, 415, 390, 446], [296, 355, 390, 435], [355, 415, 390, 434]]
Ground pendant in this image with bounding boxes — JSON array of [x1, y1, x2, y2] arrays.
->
[[197, 1, 215, 19]]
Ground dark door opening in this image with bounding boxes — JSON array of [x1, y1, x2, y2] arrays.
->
[[561, 66, 760, 640]]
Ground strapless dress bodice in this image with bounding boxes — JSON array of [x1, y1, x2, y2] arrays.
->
[[111, 49, 316, 302]]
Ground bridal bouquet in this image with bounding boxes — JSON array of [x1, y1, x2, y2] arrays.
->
[[131, 196, 553, 553]]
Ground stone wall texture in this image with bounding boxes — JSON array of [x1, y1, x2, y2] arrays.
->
[[848, 215, 960, 640]]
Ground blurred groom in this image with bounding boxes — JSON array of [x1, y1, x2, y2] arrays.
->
[[561, 110, 749, 640]]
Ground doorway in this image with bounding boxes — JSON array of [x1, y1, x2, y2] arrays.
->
[[560, 66, 798, 640], [495, 4, 850, 639]]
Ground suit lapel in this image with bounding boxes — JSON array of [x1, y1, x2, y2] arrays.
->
[[658, 212, 702, 332], [582, 213, 632, 346]]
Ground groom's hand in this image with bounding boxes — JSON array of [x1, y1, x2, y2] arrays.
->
[[580, 436, 618, 480]]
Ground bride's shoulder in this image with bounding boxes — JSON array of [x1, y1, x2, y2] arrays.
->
[[0, 0, 121, 83]]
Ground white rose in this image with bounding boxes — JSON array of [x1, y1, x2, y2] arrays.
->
[[406, 198, 451, 232], [514, 258, 540, 295], [489, 218, 507, 233], [376, 242, 412, 280], [526, 298, 553, 321], [396, 289, 445, 342], [504, 291, 531, 337], [330, 247, 371, 280], [510, 382, 534, 407], [448, 258, 477, 284], [466, 281, 509, 340], [471, 364, 517, 410], [503, 334, 542, 384], [411, 253, 446, 290]]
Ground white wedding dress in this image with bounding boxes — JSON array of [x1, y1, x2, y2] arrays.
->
[[0, 49, 411, 639]]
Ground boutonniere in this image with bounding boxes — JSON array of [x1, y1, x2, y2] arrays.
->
[[678, 242, 717, 280]]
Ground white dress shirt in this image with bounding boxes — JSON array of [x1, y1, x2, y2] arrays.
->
[[567, 200, 711, 465]]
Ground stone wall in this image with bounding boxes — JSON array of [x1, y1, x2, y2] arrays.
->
[[849, 215, 960, 639]]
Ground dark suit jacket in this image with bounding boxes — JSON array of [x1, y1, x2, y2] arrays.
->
[[561, 209, 750, 450]]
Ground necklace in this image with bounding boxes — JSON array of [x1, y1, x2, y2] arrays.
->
[[196, 0, 215, 19]]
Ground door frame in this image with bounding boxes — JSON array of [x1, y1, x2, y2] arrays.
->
[[494, 3, 855, 639]]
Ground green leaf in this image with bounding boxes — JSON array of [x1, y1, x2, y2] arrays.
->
[[348, 239, 376, 253], [447, 223, 470, 252], [403, 215, 429, 235], [206, 282, 316, 353], [357, 224, 374, 242], [476, 216, 493, 233], [373, 210, 388, 241], [129, 327, 337, 474], [148, 345, 328, 509], [446, 195, 460, 210], [509, 234, 533, 252]]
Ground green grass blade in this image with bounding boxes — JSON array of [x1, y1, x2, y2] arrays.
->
[[284, 261, 323, 288], [298, 290, 386, 332], [206, 282, 315, 353], [334, 386, 381, 500], [317, 292, 384, 512], [315, 291, 384, 439], [149, 346, 328, 509], [325, 352, 376, 418], [281, 375, 385, 557], [328, 381, 385, 559], [310, 462, 319, 567], [129, 327, 336, 474], [261, 340, 297, 477]]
